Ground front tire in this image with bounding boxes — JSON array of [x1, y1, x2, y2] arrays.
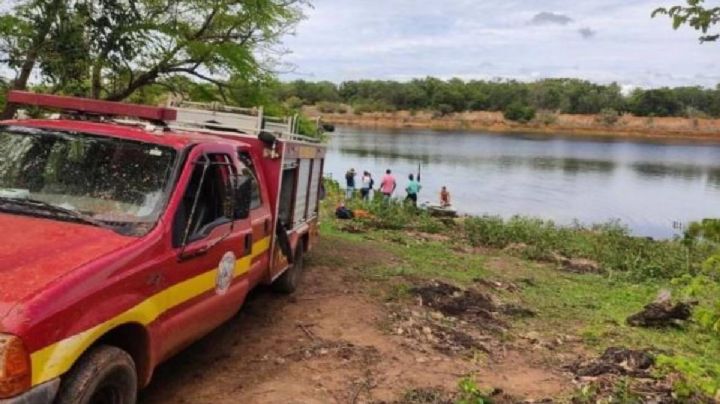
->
[[272, 240, 305, 294], [56, 345, 137, 404]]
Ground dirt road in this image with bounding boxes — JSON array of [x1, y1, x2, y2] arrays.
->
[[140, 237, 571, 403]]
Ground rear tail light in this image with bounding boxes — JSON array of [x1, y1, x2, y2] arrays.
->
[[0, 334, 31, 398]]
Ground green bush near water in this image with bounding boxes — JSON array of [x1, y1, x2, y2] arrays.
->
[[463, 215, 714, 280], [503, 103, 536, 123]]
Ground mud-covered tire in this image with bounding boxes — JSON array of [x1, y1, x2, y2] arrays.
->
[[56, 345, 137, 404], [272, 240, 305, 294]]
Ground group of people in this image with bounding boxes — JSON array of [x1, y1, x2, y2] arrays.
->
[[344, 168, 450, 207]]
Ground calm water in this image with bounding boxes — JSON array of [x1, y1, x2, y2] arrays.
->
[[324, 127, 720, 239]]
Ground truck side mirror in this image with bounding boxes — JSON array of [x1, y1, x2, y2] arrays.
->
[[234, 175, 252, 220]]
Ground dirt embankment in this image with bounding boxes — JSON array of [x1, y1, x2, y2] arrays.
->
[[309, 109, 720, 140]]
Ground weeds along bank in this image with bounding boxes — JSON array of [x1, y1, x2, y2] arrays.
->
[[322, 179, 720, 399]]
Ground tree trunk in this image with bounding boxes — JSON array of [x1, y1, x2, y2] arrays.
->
[[1, 0, 64, 119], [91, 61, 104, 99]]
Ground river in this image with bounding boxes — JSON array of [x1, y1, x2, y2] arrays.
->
[[324, 127, 720, 239]]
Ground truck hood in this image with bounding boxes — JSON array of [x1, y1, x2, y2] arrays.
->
[[0, 212, 135, 320]]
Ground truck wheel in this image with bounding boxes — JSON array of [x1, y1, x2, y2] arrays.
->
[[272, 240, 305, 294], [56, 345, 137, 404]]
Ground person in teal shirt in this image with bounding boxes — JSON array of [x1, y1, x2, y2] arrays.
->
[[405, 174, 421, 206]]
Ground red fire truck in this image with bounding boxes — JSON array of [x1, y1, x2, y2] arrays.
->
[[0, 91, 326, 403]]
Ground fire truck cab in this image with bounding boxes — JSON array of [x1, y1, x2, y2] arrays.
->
[[0, 92, 326, 404]]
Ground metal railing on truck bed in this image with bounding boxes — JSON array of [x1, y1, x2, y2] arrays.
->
[[167, 100, 321, 144]]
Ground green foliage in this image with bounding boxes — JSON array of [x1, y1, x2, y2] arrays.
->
[[463, 216, 712, 279], [685, 218, 720, 244], [295, 114, 322, 139], [0, 0, 307, 101], [274, 78, 720, 119], [316, 101, 347, 114], [502, 103, 536, 123], [628, 88, 683, 117], [536, 110, 558, 126], [284, 96, 304, 110], [653, 1, 720, 43], [456, 377, 491, 404], [656, 355, 720, 398], [352, 100, 396, 114], [0, 78, 7, 110], [597, 108, 621, 126]]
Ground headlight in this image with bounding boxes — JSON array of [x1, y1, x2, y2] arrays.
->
[[0, 334, 31, 398]]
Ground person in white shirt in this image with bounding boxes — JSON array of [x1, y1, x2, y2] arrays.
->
[[360, 171, 374, 201]]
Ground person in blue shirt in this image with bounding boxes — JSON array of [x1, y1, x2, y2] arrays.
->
[[405, 173, 421, 206]]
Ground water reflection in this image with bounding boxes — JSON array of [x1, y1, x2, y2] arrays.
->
[[529, 157, 616, 174], [632, 163, 704, 181], [707, 168, 720, 190], [326, 128, 720, 238]]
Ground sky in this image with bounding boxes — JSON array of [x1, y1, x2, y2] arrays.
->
[[280, 0, 720, 88]]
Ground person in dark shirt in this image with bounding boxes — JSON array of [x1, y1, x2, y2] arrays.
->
[[345, 168, 356, 199]]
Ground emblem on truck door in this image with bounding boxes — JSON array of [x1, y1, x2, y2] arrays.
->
[[216, 252, 236, 295]]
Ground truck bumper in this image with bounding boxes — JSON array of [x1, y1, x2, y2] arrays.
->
[[0, 379, 60, 404]]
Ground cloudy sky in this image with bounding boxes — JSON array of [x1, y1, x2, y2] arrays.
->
[[281, 0, 719, 88]]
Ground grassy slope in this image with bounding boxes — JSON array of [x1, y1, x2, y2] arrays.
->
[[318, 209, 719, 398]]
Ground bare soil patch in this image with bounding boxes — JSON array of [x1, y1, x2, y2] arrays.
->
[[140, 237, 572, 403]]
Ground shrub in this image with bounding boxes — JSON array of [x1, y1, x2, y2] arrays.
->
[[316, 101, 347, 114], [436, 104, 455, 117], [684, 106, 709, 119], [503, 103, 536, 123], [352, 100, 396, 115], [597, 108, 620, 126], [536, 110, 558, 126], [284, 96, 304, 110]]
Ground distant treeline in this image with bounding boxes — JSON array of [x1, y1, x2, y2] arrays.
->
[[274, 78, 720, 119], [4, 75, 719, 123]]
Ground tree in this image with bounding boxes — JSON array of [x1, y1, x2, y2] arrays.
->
[[0, 0, 307, 117], [628, 88, 683, 117], [653, 0, 720, 43], [0, 0, 65, 118]]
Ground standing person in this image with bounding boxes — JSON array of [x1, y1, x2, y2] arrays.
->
[[360, 171, 374, 201], [380, 169, 396, 201], [345, 168, 356, 199], [405, 173, 422, 206], [440, 186, 451, 207]]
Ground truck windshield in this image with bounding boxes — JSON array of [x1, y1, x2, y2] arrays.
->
[[0, 126, 177, 236]]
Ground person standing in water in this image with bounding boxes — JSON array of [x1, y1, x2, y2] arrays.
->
[[405, 174, 421, 206], [380, 169, 396, 201]]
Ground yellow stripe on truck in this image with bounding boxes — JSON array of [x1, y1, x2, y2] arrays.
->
[[30, 236, 271, 386]]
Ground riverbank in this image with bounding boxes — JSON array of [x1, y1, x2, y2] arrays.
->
[[324, 185, 720, 401], [309, 108, 720, 141]]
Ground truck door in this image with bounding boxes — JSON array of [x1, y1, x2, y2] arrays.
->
[[237, 150, 273, 287], [156, 144, 255, 361]]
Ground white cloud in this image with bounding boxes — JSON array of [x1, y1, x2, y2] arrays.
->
[[529, 12, 574, 26], [281, 0, 718, 88]]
